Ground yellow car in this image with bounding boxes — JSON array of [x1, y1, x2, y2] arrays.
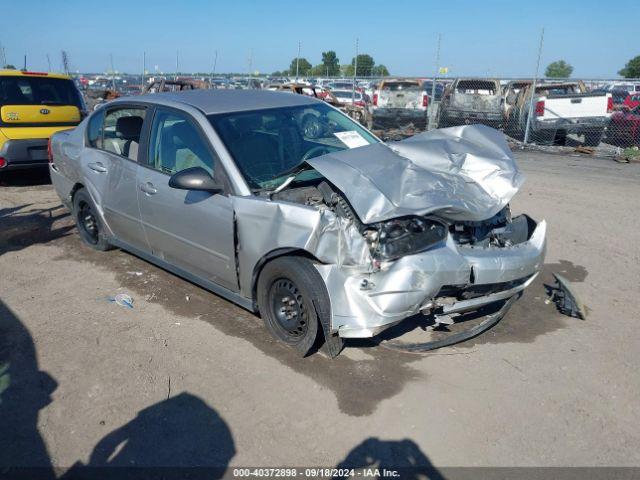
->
[[0, 70, 85, 174]]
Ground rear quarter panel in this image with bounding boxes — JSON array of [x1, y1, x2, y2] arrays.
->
[[50, 121, 85, 204]]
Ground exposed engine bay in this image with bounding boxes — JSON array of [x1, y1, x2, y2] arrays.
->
[[271, 180, 535, 262]]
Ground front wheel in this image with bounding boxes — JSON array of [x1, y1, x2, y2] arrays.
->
[[257, 256, 329, 356]]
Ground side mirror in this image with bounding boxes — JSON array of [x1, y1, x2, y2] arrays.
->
[[168, 167, 223, 194]]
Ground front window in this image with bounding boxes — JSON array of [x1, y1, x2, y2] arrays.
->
[[208, 103, 378, 190], [148, 109, 215, 175]]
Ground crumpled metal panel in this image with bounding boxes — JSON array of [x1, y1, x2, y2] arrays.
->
[[316, 220, 546, 337], [307, 124, 523, 224], [231, 196, 371, 297]]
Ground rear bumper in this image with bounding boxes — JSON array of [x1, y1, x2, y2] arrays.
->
[[443, 110, 503, 124], [533, 116, 610, 133], [373, 108, 427, 125], [316, 217, 546, 338], [0, 138, 49, 171]]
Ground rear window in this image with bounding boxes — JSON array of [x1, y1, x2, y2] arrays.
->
[[334, 91, 362, 100], [456, 80, 497, 95], [382, 82, 421, 91], [0, 76, 83, 108], [535, 84, 581, 95]]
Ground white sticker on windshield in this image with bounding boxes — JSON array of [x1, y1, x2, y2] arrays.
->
[[334, 131, 369, 149]]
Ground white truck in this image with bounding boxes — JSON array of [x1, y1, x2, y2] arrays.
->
[[371, 79, 429, 129], [508, 82, 613, 146]]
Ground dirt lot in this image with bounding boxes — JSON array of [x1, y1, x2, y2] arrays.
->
[[1, 151, 639, 476]]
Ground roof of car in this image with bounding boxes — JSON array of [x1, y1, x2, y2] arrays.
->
[[124, 89, 319, 115], [0, 69, 72, 80]]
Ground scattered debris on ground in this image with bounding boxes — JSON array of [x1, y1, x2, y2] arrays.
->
[[108, 293, 135, 309], [546, 274, 586, 320]]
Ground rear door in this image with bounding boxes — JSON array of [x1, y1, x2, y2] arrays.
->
[[137, 107, 238, 291], [84, 104, 149, 250]]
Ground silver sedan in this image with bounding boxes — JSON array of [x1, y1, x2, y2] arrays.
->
[[49, 90, 546, 357]]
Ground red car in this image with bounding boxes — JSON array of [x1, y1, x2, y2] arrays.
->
[[608, 105, 640, 146], [623, 93, 640, 110]]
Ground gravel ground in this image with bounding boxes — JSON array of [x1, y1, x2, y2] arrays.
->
[[1, 151, 639, 477]]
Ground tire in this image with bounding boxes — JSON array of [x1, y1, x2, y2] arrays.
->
[[72, 188, 112, 251], [531, 129, 556, 145], [583, 129, 604, 147], [257, 256, 330, 356]]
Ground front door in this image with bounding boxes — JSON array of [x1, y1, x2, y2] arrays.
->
[[137, 107, 238, 291]]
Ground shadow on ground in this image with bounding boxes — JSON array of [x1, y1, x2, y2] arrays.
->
[[0, 300, 58, 480], [337, 438, 445, 480], [0, 300, 236, 480], [0, 203, 74, 256], [0, 169, 51, 187]]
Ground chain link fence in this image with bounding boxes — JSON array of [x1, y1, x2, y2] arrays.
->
[[367, 76, 640, 157], [81, 71, 640, 158]]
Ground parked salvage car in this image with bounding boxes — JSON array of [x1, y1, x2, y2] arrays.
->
[[272, 83, 372, 129], [422, 81, 444, 102], [49, 90, 546, 357], [0, 69, 85, 175], [143, 78, 209, 94], [438, 78, 503, 128], [622, 93, 640, 111], [372, 79, 429, 129], [502, 80, 531, 119], [607, 105, 640, 147], [508, 82, 613, 146]]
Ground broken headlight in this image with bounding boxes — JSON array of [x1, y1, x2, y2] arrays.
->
[[364, 217, 447, 261]]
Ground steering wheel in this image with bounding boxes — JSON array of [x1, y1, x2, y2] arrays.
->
[[301, 146, 333, 161]]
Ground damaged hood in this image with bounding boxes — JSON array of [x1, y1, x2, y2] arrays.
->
[[307, 124, 524, 224]]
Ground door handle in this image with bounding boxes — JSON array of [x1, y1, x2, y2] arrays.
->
[[140, 182, 157, 195], [88, 162, 107, 173]]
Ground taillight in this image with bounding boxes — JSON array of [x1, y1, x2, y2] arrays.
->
[[535, 100, 545, 116], [373, 93, 378, 106], [0, 157, 6, 169], [607, 96, 614, 113], [47, 138, 53, 164], [422, 94, 429, 108]]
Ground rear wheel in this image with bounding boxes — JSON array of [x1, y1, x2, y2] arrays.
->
[[531, 129, 556, 145], [583, 128, 604, 147], [257, 256, 328, 356], [73, 188, 112, 251]]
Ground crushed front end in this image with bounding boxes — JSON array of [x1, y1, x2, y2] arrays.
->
[[313, 204, 545, 338]]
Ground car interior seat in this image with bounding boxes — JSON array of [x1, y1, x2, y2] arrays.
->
[[228, 115, 280, 182], [115, 116, 144, 160]]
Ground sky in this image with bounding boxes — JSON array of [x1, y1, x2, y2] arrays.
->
[[2, 0, 637, 78]]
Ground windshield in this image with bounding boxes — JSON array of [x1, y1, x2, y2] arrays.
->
[[0, 76, 83, 108], [208, 102, 378, 190]]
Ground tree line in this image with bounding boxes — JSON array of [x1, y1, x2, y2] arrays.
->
[[5, 55, 640, 79], [271, 51, 389, 78]]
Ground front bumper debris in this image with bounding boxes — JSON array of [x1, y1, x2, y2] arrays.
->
[[376, 294, 521, 353], [315, 219, 546, 339]]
